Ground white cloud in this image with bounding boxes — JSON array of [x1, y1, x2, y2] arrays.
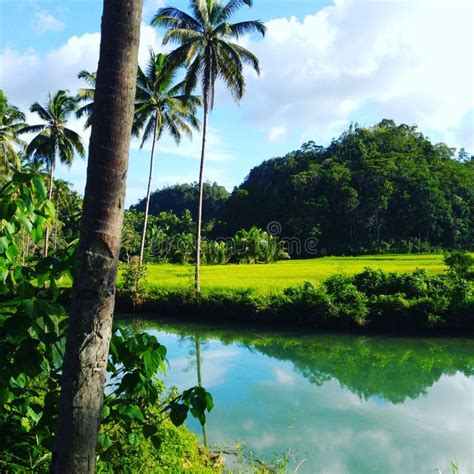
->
[[267, 125, 287, 143], [34, 10, 64, 34], [241, 0, 474, 150], [0, 23, 164, 113], [0, 23, 166, 200]]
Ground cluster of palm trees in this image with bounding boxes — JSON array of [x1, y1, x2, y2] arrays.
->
[[0, 0, 266, 292]]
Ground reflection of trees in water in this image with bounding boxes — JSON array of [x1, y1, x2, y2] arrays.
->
[[246, 336, 474, 404], [195, 334, 208, 447], [180, 332, 208, 446], [150, 322, 474, 405]]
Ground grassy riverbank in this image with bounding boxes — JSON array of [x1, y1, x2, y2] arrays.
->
[[125, 254, 451, 295], [117, 267, 474, 335]]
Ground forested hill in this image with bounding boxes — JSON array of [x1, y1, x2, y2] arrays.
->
[[227, 120, 474, 254], [132, 120, 474, 255], [131, 182, 229, 223]]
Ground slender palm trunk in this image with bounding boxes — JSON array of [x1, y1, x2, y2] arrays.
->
[[54, 194, 60, 250], [44, 160, 54, 257], [194, 94, 209, 293], [139, 113, 159, 266], [51, 1, 143, 472]]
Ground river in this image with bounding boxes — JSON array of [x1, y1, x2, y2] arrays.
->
[[125, 319, 474, 473]]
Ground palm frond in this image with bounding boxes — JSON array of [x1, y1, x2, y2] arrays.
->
[[217, 45, 245, 101], [217, 20, 266, 38], [183, 54, 205, 97], [217, 0, 253, 22], [165, 112, 183, 145], [18, 123, 46, 135], [77, 70, 97, 86], [76, 102, 94, 120], [30, 102, 52, 122], [152, 7, 203, 31], [63, 128, 86, 158], [163, 28, 203, 45], [223, 41, 260, 74], [190, 0, 209, 26], [139, 115, 157, 149], [77, 88, 95, 101]]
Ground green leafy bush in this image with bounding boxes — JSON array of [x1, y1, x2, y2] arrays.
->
[[117, 268, 474, 335], [0, 172, 214, 472], [444, 251, 474, 278]]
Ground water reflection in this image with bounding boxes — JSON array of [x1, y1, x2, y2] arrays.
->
[[132, 320, 474, 473], [194, 334, 208, 447]]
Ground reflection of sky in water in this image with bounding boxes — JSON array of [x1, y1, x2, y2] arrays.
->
[[145, 328, 474, 474]]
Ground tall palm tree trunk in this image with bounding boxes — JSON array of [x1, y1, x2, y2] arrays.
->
[[139, 113, 159, 266], [44, 160, 54, 257], [54, 193, 60, 251], [194, 95, 209, 293], [51, 1, 143, 472]]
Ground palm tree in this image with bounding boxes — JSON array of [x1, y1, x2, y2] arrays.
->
[[19, 90, 85, 256], [76, 70, 96, 128], [133, 49, 202, 265], [51, 0, 143, 470], [0, 91, 27, 176], [152, 0, 266, 293]]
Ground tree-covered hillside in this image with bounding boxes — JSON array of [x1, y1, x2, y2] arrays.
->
[[131, 182, 229, 225], [226, 120, 474, 255]]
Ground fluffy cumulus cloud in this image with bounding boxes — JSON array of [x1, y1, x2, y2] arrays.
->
[[241, 0, 474, 148], [0, 23, 166, 197], [0, 24, 163, 112]]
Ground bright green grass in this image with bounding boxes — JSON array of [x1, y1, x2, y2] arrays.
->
[[139, 254, 452, 295]]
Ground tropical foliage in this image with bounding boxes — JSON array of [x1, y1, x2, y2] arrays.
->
[[0, 90, 27, 176], [0, 172, 213, 472], [133, 49, 201, 265], [75, 70, 96, 129], [120, 209, 285, 265], [226, 120, 474, 254], [18, 90, 85, 256], [0, 0, 473, 464], [152, 0, 266, 291], [117, 267, 474, 334], [131, 181, 229, 228]]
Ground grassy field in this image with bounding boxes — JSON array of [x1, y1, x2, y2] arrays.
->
[[139, 254, 451, 295]]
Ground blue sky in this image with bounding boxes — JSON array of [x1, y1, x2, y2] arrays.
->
[[1, 0, 473, 207]]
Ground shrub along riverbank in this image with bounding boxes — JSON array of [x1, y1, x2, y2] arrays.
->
[[117, 268, 474, 335]]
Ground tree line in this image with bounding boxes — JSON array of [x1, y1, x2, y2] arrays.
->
[[132, 119, 474, 256]]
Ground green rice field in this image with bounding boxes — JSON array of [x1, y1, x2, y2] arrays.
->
[[139, 254, 453, 295]]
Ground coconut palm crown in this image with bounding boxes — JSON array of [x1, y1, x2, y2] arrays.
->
[[133, 49, 202, 147], [133, 49, 202, 265], [152, 0, 266, 107], [19, 90, 85, 255], [0, 91, 27, 174]]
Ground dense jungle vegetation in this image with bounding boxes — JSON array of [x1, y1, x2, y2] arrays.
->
[[132, 120, 474, 258]]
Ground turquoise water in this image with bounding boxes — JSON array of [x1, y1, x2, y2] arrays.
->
[[132, 320, 474, 473]]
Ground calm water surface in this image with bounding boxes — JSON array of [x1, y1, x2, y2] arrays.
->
[[128, 319, 474, 473]]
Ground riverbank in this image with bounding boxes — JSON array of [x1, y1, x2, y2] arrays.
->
[[116, 268, 474, 335]]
